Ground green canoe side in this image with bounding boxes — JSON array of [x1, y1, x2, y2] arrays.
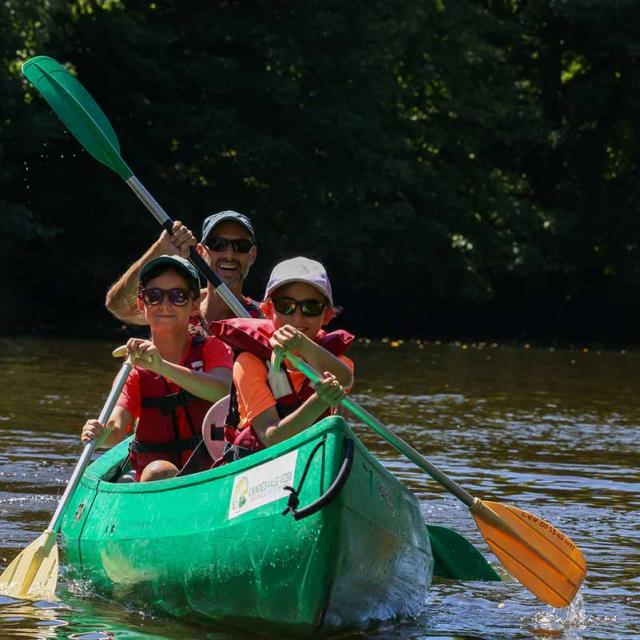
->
[[60, 416, 433, 634]]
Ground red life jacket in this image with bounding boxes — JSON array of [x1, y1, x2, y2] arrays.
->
[[129, 336, 213, 479], [209, 319, 354, 454], [243, 297, 265, 319], [193, 295, 264, 331]]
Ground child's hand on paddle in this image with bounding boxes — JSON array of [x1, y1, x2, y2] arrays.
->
[[270, 325, 307, 355], [314, 372, 345, 408], [81, 419, 107, 444], [126, 338, 164, 374]]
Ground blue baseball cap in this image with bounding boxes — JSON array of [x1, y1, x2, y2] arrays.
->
[[201, 210, 255, 243], [139, 255, 201, 295]]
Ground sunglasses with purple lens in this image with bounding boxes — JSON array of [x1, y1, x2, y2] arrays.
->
[[139, 287, 192, 306]]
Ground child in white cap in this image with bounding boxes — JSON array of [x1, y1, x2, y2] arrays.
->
[[229, 257, 354, 450]]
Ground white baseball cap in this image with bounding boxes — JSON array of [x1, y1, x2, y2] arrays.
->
[[264, 257, 333, 305]]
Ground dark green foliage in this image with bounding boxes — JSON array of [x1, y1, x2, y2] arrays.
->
[[1, 0, 639, 340]]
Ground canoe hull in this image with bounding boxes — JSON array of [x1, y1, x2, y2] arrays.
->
[[60, 417, 432, 634]]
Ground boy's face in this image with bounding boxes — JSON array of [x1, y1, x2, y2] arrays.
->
[[266, 281, 334, 340], [136, 268, 199, 331]]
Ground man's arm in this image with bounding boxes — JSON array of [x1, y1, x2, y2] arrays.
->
[[105, 222, 196, 324]]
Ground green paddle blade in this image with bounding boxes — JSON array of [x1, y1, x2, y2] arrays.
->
[[22, 56, 133, 181], [428, 524, 501, 581]]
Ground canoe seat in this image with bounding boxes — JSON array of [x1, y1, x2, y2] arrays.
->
[[202, 395, 230, 462]]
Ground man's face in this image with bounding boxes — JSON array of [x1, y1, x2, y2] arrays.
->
[[201, 221, 257, 289]]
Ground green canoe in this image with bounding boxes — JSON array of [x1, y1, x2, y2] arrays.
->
[[59, 416, 433, 635]]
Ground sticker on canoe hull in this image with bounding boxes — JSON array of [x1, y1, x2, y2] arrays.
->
[[228, 450, 298, 520]]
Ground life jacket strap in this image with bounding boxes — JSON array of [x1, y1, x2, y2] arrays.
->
[[266, 360, 293, 399], [141, 389, 199, 415]]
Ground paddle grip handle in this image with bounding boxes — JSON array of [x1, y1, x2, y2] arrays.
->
[[283, 349, 476, 508], [47, 360, 133, 533]]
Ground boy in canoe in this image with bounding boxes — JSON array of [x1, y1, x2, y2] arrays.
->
[[211, 257, 354, 454], [81, 255, 233, 481]]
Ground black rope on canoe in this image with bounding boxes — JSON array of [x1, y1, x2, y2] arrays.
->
[[282, 437, 326, 517], [283, 437, 355, 521]]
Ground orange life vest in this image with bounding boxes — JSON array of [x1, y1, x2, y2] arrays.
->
[[209, 318, 354, 455]]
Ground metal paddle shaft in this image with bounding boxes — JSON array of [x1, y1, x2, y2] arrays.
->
[[125, 176, 250, 319], [282, 348, 587, 607], [47, 359, 132, 533], [21, 56, 250, 320], [0, 357, 133, 599], [281, 350, 474, 504]]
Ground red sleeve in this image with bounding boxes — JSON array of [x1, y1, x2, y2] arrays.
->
[[202, 336, 234, 372], [116, 367, 141, 420]]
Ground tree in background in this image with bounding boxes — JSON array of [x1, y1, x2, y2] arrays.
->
[[1, 0, 639, 341]]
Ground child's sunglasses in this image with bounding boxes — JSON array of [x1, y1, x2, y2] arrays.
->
[[205, 237, 254, 253], [139, 287, 192, 307], [272, 297, 326, 317]]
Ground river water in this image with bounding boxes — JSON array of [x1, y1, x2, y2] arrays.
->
[[0, 337, 637, 639]]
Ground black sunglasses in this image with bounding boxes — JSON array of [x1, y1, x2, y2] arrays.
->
[[139, 287, 193, 307], [206, 237, 254, 253], [272, 297, 327, 317]]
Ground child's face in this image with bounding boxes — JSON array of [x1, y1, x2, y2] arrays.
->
[[136, 268, 199, 332], [266, 282, 334, 339]]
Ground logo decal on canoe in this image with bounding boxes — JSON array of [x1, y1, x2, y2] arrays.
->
[[228, 450, 298, 519]]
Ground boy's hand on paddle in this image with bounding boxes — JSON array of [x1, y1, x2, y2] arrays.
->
[[81, 419, 106, 444], [270, 325, 307, 355], [314, 372, 345, 408], [159, 220, 196, 258], [126, 338, 164, 374]]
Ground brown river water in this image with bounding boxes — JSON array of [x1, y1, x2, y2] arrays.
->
[[0, 337, 637, 639]]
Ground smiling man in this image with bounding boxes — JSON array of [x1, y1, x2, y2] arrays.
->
[[106, 210, 262, 327]]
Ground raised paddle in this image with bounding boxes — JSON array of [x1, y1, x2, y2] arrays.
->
[[279, 348, 587, 608], [21, 55, 250, 320], [0, 348, 134, 600]]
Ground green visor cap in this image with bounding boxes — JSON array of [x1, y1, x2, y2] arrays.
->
[[201, 210, 255, 243], [139, 255, 201, 294]]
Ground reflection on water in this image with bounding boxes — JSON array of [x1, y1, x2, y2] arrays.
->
[[0, 338, 638, 639]]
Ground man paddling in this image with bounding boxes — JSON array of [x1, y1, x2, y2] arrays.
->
[[106, 210, 263, 327]]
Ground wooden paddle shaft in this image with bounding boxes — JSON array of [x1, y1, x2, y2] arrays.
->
[[125, 176, 251, 320], [46, 360, 133, 533], [283, 350, 476, 507]]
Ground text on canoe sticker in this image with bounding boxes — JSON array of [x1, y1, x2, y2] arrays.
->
[[517, 509, 576, 552], [228, 450, 298, 520]]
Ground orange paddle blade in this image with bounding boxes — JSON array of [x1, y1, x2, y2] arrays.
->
[[471, 499, 586, 608]]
